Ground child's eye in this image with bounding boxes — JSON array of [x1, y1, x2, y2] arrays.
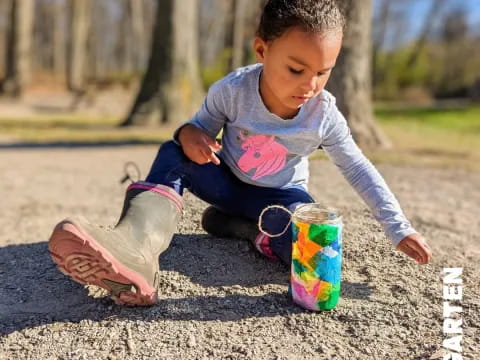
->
[[288, 67, 303, 75]]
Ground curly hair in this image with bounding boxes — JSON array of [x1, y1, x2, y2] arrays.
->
[[256, 0, 346, 42]]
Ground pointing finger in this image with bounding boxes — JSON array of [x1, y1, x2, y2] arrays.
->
[[203, 135, 222, 150], [201, 136, 221, 165]]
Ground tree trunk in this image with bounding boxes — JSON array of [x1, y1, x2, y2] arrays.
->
[[142, 0, 157, 63], [1, 0, 34, 97], [129, 0, 146, 70], [121, 0, 203, 126], [0, 0, 7, 79], [372, 0, 392, 87], [327, 0, 390, 149], [231, 0, 247, 69], [33, 0, 48, 71], [88, 1, 107, 81], [52, 0, 66, 78], [67, 0, 91, 92], [199, 0, 232, 68], [117, 1, 133, 74]]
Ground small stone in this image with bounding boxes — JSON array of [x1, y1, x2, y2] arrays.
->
[[187, 334, 197, 347], [126, 339, 135, 354]]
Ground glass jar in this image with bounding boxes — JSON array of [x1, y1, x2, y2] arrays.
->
[[290, 204, 343, 311]]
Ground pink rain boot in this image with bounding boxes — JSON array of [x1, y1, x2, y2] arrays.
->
[[48, 182, 182, 306]]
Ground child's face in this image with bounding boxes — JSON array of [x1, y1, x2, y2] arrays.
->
[[254, 26, 343, 119]]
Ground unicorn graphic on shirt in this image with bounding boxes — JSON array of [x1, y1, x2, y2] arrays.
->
[[237, 133, 288, 180]]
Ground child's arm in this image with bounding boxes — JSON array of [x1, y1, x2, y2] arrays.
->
[[173, 78, 229, 164], [321, 100, 432, 264]]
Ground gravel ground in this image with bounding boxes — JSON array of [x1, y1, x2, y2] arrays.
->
[[0, 145, 478, 360]]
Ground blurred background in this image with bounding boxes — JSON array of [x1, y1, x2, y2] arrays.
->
[[0, 0, 478, 170]]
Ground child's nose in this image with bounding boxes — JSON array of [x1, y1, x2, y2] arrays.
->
[[300, 76, 318, 93]]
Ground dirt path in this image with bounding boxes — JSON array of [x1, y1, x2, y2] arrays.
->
[[0, 145, 478, 360]]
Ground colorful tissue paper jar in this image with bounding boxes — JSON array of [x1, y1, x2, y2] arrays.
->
[[290, 204, 343, 311]]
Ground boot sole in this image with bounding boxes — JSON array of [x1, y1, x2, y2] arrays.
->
[[48, 220, 157, 306]]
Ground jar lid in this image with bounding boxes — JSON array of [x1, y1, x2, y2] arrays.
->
[[292, 203, 342, 225]]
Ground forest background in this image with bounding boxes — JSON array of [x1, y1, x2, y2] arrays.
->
[[0, 0, 479, 170]]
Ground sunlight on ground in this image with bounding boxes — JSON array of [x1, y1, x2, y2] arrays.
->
[[0, 104, 478, 170], [0, 114, 175, 144]]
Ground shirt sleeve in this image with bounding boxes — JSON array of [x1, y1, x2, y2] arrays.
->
[[173, 79, 229, 144], [320, 100, 417, 247]]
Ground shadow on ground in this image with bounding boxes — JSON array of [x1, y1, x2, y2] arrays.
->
[[0, 235, 374, 336]]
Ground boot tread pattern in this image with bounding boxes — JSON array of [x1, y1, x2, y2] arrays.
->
[[48, 222, 157, 306]]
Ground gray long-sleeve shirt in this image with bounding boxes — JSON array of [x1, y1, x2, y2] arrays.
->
[[175, 64, 417, 246]]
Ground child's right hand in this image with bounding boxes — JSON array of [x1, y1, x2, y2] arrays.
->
[[396, 233, 432, 265], [178, 124, 222, 165]]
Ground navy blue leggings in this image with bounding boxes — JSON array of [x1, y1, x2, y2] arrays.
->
[[146, 141, 315, 264]]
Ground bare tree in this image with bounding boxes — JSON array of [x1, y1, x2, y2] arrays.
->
[[199, 0, 233, 69], [231, 0, 247, 69], [405, 0, 447, 68], [199, 0, 262, 74], [142, 0, 157, 64], [372, 0, 393, 86], [230, 0, 263, 70], [372, 0, 412, 97], [1, 0, 34, 97], [0, 1, 7, 79], [67, 0, 91, 93], [115, 1, 133, 74], [52, 0, 66, 78], [327, 0, 390, 148], [129, 0, 146, 70], [438, 7, 470, 95], [114, 0, 147, 75], [121, 0, 203, 126], [33, 0, 49, 71], [88, 0, 109, 81]]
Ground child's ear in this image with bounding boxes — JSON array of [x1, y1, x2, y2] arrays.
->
[[253, 37, 268, 63]]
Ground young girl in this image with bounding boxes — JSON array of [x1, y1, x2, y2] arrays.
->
[[48, 0, 432, 306]]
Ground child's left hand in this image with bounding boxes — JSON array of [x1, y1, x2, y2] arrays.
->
[[396, 233, 432, 265]]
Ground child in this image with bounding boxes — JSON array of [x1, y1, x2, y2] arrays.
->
[[48, 0, 432, 306]]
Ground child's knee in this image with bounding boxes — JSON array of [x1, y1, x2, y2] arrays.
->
[[156, 140, 187, 162], [159, 140, 182, 154]]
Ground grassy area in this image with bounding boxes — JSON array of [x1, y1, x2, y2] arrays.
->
[[370, 104, 480, 170], [0, 114, 175, 144], [0, 104, 478, 170], [376, 104, 480, 147]]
